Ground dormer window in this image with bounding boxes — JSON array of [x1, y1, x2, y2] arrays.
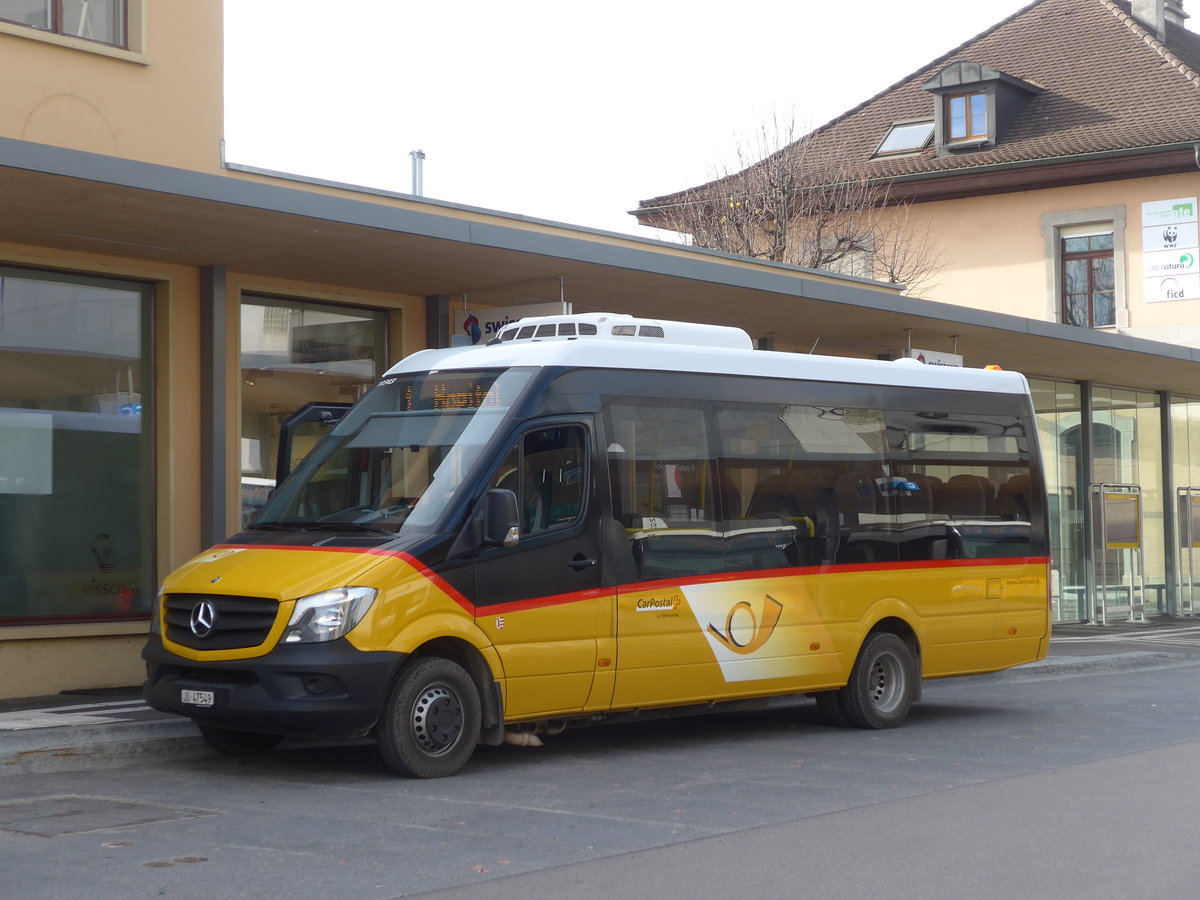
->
[[947, 92, 987, 142], [922, 61, 1041, 157]]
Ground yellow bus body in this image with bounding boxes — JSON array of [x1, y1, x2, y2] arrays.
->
[[160, 543, 1048, 722]]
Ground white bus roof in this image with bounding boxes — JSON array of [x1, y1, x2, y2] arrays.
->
[[386, 313, 1030, 396]]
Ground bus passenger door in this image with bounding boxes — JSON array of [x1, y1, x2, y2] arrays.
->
[[471, 422, 614, 719], [604, 400, 749, 708]]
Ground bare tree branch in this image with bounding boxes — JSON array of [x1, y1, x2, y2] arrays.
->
[[650, 114, 943, 294]]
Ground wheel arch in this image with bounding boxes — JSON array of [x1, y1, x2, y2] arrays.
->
[[403, 636, 506, 746]]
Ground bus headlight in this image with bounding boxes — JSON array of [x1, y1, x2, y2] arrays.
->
[[282, 587, 377, 644]]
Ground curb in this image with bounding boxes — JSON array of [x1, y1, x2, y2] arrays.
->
[[0, 717, 203, 777], [970, 650, 1200, 682]]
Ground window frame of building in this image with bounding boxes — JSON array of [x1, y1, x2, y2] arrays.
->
[[0, 0, 145, 59], [238, 293, 389, 525], [1042, 207, 1128, 330], [0, 265, 155, 626], [946, 92, 988, 142], [1061, 233, 1116, 328]]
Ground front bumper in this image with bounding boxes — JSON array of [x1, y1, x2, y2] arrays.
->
[[142, 635, 405, 737]]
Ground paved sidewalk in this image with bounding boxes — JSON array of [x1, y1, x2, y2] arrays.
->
[[5, 618, 1200, 775]]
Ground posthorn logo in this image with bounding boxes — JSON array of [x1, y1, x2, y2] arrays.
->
[[706, 595, 784, 655]]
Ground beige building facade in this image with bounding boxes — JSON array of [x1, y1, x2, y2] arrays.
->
[[919, 176, 1200, 347]]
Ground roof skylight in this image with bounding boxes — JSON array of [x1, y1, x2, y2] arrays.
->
[[874, 121, 935, 156]]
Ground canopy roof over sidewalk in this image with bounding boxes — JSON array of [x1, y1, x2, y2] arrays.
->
[[3, 137, 1200, 391]]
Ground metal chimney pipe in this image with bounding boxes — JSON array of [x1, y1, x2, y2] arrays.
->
[[410, 149, 425, 197]]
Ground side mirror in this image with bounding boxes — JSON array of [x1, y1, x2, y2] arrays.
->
[[483, 489, 521, 547]]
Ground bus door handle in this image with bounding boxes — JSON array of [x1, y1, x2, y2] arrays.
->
[[568, 554, 597, 572]]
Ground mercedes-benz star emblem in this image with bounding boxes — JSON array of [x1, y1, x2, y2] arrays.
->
[[189, 600, 217, 638]]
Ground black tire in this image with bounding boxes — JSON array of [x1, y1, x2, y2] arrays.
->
[[377, 657, 481, 778], [839, 631, 916, 729], [814, 690, 851, 727], [198, 725, 284, 756]]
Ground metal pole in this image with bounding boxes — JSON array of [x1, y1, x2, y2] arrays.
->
[[410, 149, 425, 197], [1081, 382, 1096, 623], [1189, 489, 1198, 616], [1095, 483, 1107, 625], [1161, 391, 1177, 614]]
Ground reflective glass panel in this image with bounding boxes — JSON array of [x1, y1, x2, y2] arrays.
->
[[877, 121, 934, 155], [948, 96, 967, 140], [1030, 379, 1084, 621], [1171, 396, 1200, 615], [0, 0, 47, 28], [1, 0, 125, 45], [240, 295, 387, 524], [970, 93, 987, 126], [0, 269, 153, 622], [1092, 387, 1164, 617]]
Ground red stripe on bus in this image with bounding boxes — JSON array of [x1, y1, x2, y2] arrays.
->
[[212, 544, 1048, 616]]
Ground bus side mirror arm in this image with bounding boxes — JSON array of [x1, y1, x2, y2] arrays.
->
[[483, 489, 521, 548]]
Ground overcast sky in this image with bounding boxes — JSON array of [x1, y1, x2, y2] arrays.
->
[[224, 1, 1046, 238]]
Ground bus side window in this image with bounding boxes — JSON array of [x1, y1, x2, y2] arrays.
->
[[604, 401, 713, 527], [493, 426, 586, 537], [887, 409, 1033, 560]]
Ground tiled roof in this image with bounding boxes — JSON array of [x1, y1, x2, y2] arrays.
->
[[638, 0, 1200, 211]]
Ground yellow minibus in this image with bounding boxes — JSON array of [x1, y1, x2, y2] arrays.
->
[[144, 313, 1050, 777]]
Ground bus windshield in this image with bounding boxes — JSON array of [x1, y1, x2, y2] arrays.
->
[[251, 367, 533, 536]]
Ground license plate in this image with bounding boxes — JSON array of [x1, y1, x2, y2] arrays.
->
[[180, 689, 214, 708]]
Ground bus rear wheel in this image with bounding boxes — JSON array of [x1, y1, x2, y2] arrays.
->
[[839, 632, 916, 729], [377, 657, 481, 778]]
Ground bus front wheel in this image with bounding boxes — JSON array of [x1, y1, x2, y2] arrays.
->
[[377, 657, 481, 778], [839, 632, 916, 729]]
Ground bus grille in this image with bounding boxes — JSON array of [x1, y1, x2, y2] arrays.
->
[[164, 594, 279, 650]]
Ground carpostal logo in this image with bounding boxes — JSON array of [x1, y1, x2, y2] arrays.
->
[[636, 595, 682, 612]]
